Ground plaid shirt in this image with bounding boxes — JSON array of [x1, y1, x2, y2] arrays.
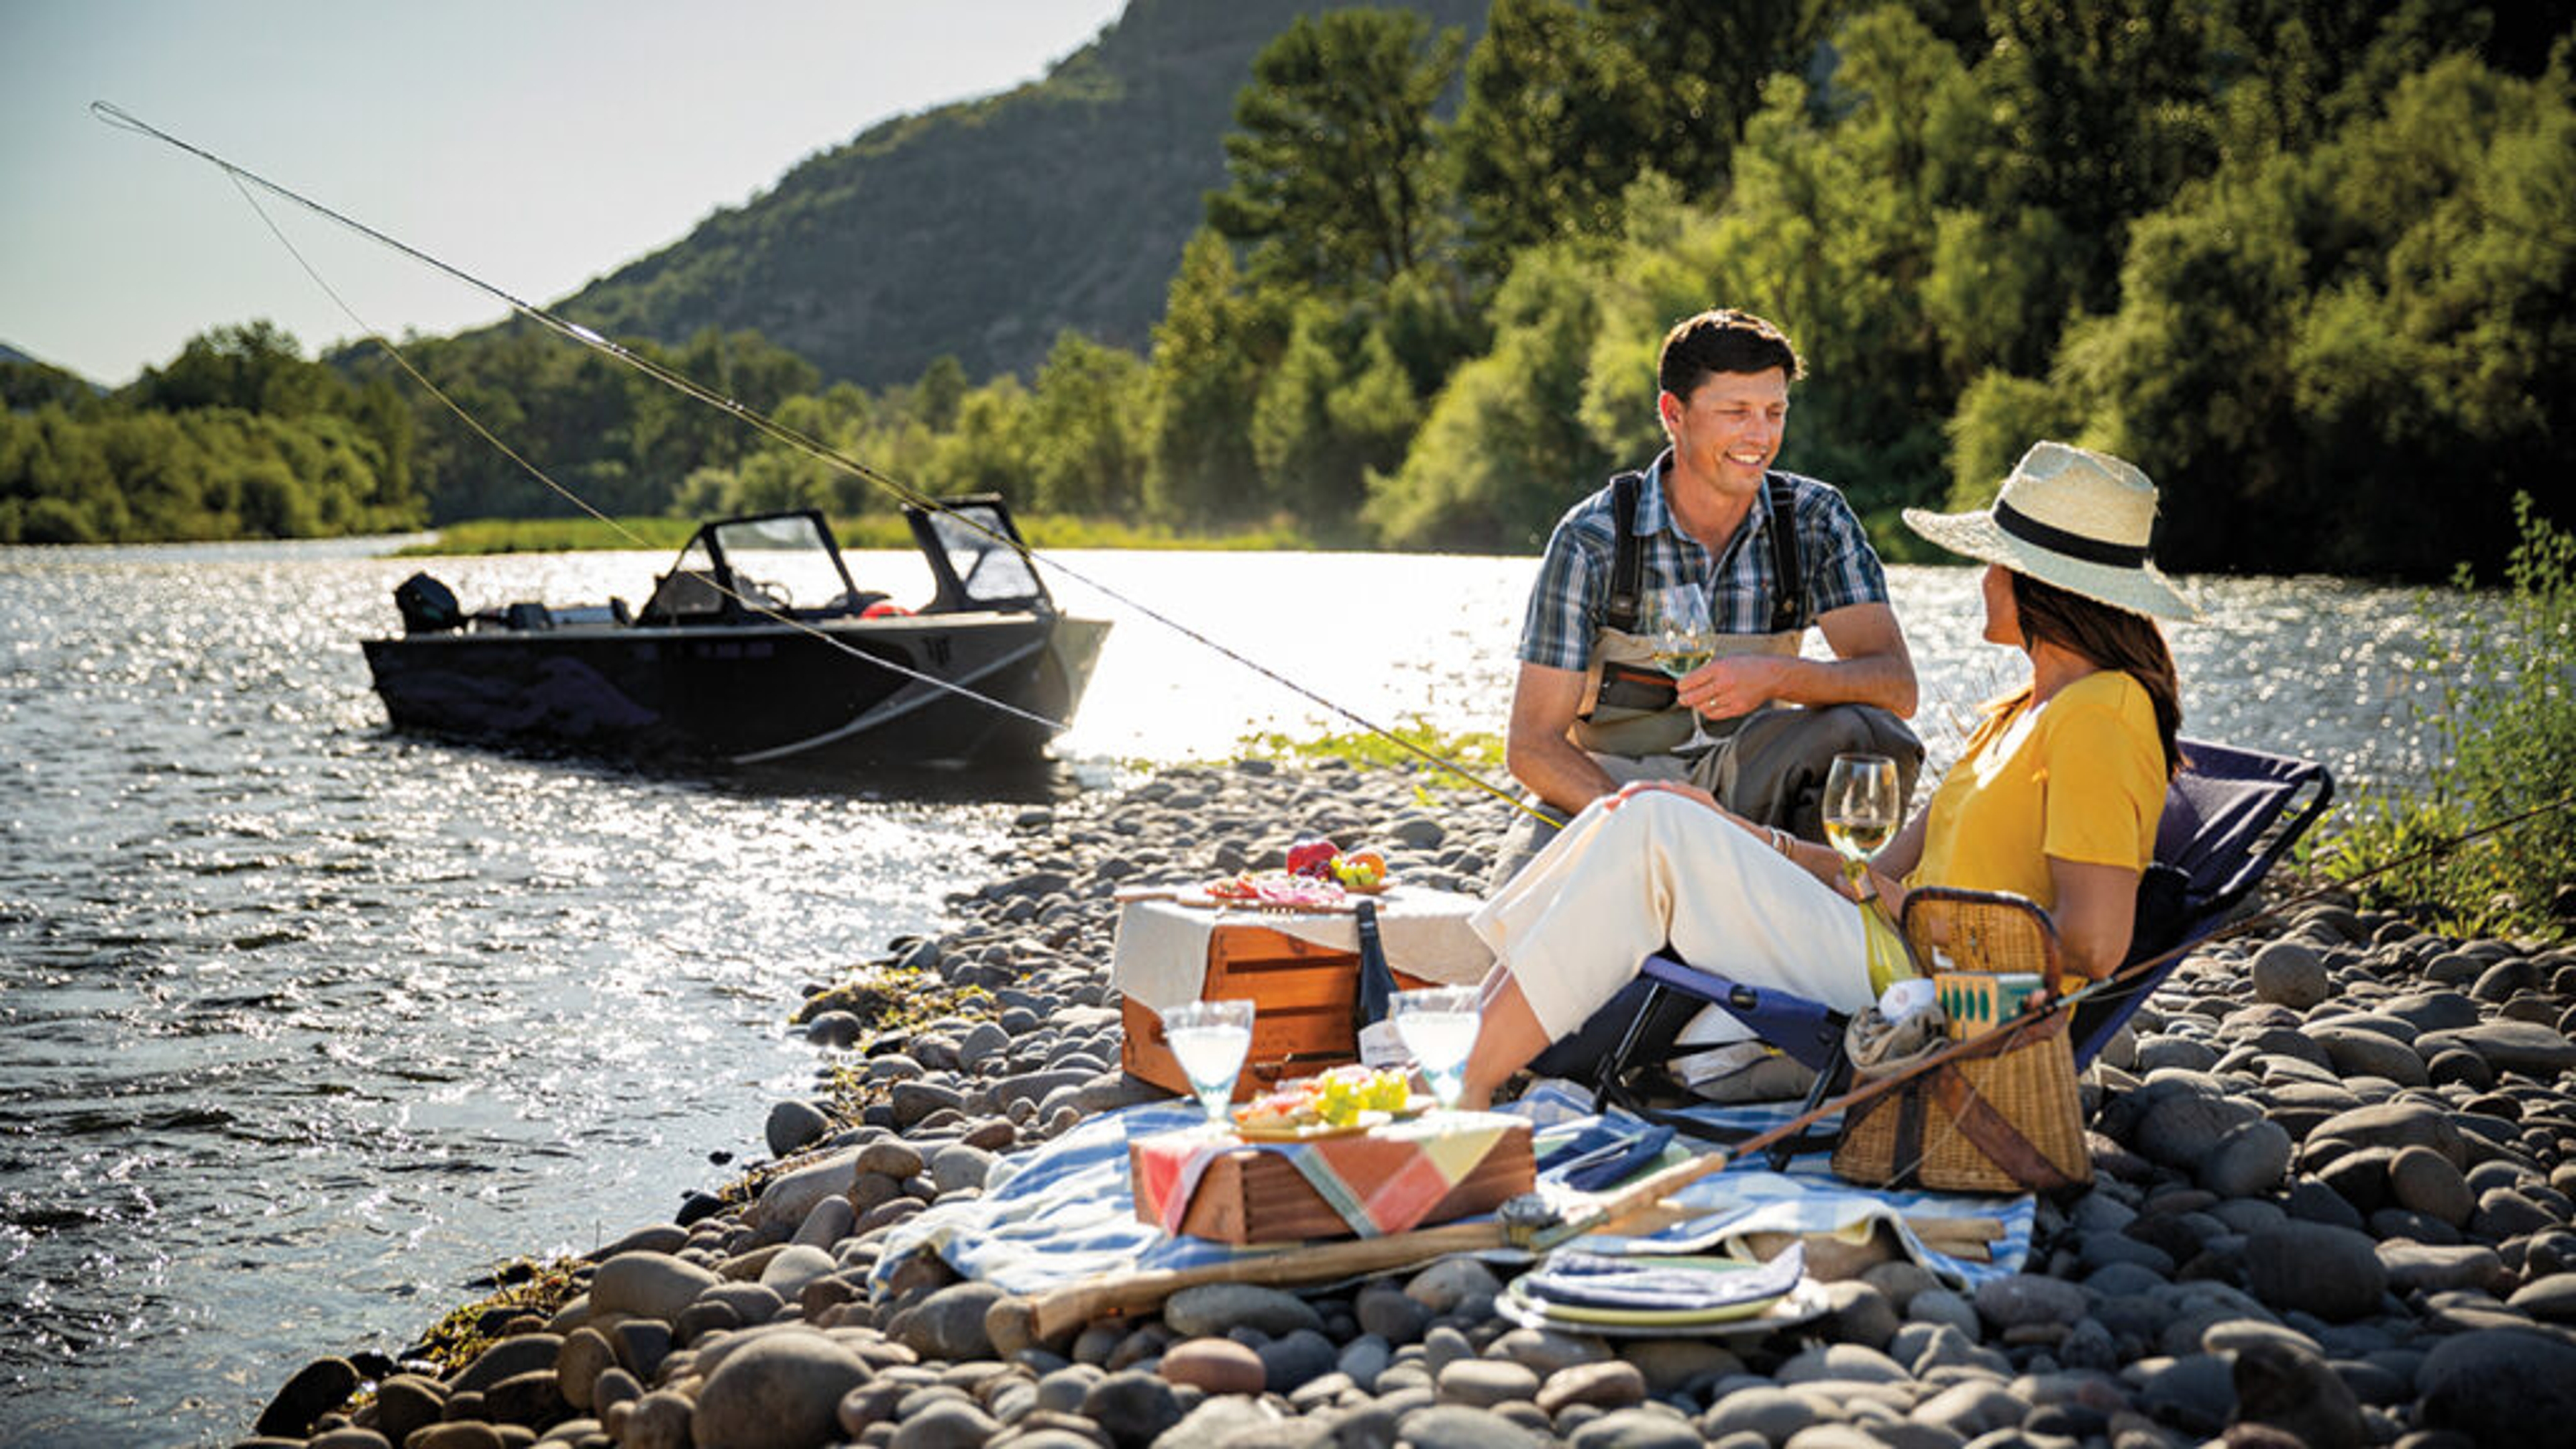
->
[[1518, 452, 1891, 672]]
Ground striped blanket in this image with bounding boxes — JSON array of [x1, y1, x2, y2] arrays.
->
[[865, 1080, 2033, 1301]]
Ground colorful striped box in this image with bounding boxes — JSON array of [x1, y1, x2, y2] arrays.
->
[[1935, 971, 2047, 1039]]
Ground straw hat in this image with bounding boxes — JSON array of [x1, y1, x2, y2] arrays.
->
[[1903, 441, 2196, 621]]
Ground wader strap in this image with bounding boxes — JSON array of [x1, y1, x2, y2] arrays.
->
[[1605, 472, 1644, 634], [1765, 472, 1805, 635]]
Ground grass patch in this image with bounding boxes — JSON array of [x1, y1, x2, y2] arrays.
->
[[394, 511, 1316, 557], [2322, 494, 2575, 938], [406, 1257, 583, 1375], [1231, 721, 1519, 813]]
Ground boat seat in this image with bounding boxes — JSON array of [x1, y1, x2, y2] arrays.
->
[[641, 569, 726, 623]]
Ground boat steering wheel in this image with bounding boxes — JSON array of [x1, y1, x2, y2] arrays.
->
[[736, 574, 793, 611]]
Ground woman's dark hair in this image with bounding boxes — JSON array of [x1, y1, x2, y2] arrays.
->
[[2006, 570, 2183, 778]]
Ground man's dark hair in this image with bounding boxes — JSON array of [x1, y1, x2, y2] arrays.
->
[[1657, 309, 1805, 400]]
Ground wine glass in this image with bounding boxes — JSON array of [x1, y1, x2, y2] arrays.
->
[[1161, 1000, 1254, 1133], [1652, 619, 1719, 753], [1389, 985, 1480, 1114], [1822, 752, 1908, 992]]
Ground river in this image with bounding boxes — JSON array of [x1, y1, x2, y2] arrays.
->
[[0, 537, 2476, 1445]]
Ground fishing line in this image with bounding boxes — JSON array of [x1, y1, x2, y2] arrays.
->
[[95, 101, 1548, 818], [211, 165, 1068, 739]]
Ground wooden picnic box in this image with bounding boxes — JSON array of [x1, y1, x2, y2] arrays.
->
[[1130, 1120, 1535, 1244], [1120, 923, 1434, 1101]]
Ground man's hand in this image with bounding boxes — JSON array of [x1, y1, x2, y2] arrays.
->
[[1674, 654, 1788, 722]]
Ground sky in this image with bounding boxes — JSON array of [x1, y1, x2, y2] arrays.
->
[[1, 1, 1128, 387]]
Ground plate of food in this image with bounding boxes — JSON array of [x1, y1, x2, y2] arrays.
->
[[1232, 1065, 1419, 1140]]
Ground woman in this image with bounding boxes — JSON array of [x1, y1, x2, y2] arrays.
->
[[1456, 441, 2194, 1108]]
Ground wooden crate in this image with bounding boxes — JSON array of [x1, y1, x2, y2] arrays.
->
[[1121, 924, 1430, 1101], [1132, 1122, 1535, 1244]]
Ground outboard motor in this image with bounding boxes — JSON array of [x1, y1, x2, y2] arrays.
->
[[394, 572, 464, 635]]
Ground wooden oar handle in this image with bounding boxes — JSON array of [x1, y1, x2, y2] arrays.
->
[[1023, 1220, 1503, 1340]]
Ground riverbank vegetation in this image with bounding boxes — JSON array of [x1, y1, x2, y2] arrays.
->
[[394, 509, 1311, 557], [7, 1, 2566, 578], [2328, 497, 2576, 941]]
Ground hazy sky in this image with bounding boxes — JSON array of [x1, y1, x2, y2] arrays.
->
[[1, 1, 1128, 386]]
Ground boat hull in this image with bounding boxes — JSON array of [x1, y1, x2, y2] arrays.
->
[[362, 612, 1110, 769]]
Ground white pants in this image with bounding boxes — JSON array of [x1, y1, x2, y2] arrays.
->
[[1468, 792, 1874, 1043]]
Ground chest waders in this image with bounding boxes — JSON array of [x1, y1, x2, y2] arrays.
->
[[1570, 470, 1807, 758]]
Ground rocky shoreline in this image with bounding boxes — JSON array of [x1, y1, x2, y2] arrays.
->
[[241, 758, 2576, 1449]]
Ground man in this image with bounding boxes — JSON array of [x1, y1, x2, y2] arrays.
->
[[1493, 308, 1922, 885]]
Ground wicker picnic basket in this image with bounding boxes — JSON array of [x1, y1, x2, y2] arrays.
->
[[1832, 889, 2092, 1194]]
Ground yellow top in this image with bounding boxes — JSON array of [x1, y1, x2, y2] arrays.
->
[[1911, 669, 2165, 909]]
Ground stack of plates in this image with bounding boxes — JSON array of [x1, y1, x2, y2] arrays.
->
[[1498, 1242, 1822, 1336]]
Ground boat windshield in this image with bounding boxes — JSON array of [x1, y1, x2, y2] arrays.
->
[[924, 504, 1044, 608], [708, 515, 857, 611]]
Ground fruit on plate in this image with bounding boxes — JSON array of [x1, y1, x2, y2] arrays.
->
[[1234, 1065, 1411, 1130], [1332, 849, 1388, 890], [1285, 837, 1341, 879]]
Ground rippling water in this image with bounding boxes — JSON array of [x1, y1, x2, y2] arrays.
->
[[0, 537, 2477, 1445]]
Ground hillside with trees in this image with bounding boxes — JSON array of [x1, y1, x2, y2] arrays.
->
[[7, 0, 2569, 579], [553, 0, 1489, 390]]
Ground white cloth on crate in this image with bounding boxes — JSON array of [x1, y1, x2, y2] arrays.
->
[[1468, 790, 1876, 1044], [1108, 884, 1494, 1013]]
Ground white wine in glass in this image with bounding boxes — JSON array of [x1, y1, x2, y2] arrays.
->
[[1822, 752, 1909, 992], [1652, 621, 1719, 753]]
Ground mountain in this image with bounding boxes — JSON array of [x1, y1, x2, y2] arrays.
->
[[553, 0, 1489, 389], [0, 341, 105, 400]]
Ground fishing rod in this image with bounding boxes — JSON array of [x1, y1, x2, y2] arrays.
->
[[1022, 790, 2574, 1334], [207, 162, 1067, 740], [94, 101, 1550, 819]]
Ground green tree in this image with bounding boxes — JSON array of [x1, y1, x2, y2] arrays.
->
[[1208, 9, 1466, 296], [1973, 0, 2224, 311], [1368, 245, 1614, 550], [1143, 230, 1281, 523], [1026, 331, 1149, 515], [1450, 0, 1661, 280]]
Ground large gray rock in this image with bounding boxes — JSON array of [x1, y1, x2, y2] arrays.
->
[[2249, 941, 2331, 1010], [2231, 1338, 2365, 1449], [2417, 1020, 2576, 1076], [2306, 1101, 2468, 1167], [1163, 1282, 1325, 1338], [757, 1244, 839, 1301], [690, 1330, 870, 1449], [1397, 1405, 1550, 1449], [2309, 1026, 2427, 1086], [453, 1334, 565, 1394], [592, 1252, 720, 1325], [1974, 1273, 2090, 1330], [2245, 1222, 2387, 1322], [2201, 1118, 2294, 1197], [2416, 1328, 2576, 1445], [766, 1098, 833, 1157], [753, 1148, 862, 1230], [890, 1281, 1006, 1362], [1079, 1369, 1183, 1449]]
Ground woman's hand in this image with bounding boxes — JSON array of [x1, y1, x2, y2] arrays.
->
[[1603, 779, 1722, 813]]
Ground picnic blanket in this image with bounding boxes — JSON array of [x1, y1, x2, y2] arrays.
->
[[867, 1081, 2035, 1303], [1132, 1111, 1524, 1238]]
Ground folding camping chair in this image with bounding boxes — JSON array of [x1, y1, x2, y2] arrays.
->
[[1591, 737, 2334, 1162]]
